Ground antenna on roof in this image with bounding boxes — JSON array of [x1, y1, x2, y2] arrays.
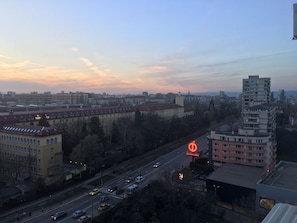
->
[[293, 3, 297, 40]]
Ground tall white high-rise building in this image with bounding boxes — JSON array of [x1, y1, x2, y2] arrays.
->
[[241, 75, 276, 141], [242, 75, 271, 109], [209, 75, 277, 170]]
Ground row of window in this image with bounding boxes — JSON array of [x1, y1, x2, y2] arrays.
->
[[0, 144, 39, 154], [214, 143, 265, 150], [217, 137, 264, 144], [213, 155, 264, 163], [0, 152, 37, 163], [1, 135, 41, 145], [0, 152, 55, 166], [217, 149, 264, 157], [0, 144, 55, 155], [1, 135, 59, 145]]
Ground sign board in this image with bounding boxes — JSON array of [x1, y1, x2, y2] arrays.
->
[[186, 141, 199, 157]]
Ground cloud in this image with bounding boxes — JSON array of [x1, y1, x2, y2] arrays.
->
[[71, 47, 79, 52], [80, 57, 93, 67], [0, 52, 134, 94], [0, 54, 11, 59], [0, 60, 31, 69]]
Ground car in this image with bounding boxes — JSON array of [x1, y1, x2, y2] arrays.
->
[[88, 188, 100, 196], [107, 186, 118, 193], [77, 215, 91, 223], [98, 202, 110, 211], [125, 177, 133, 183], [135, 175, 145, 183], [51, 211, 67, 221], [72, 209, 86, 218], [127, 183, 138, 194], [153, 162, 161, 168]]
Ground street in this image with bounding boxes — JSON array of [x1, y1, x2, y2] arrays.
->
[[3, 133, 209, 223]]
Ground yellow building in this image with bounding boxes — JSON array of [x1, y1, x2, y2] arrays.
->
[[0, 125, 63, 185]]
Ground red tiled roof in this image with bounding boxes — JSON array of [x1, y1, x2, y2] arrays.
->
[[0, 106, 134, 125]]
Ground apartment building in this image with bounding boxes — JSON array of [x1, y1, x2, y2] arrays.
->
[[0, 106, 135, 137], [0, 125, 63, 185], [208, 75, 276, 170], [136, 103, 184, 120], [209, 128, 276, 169], [242, 75, 271, 109], [242, 104, 277, 141]]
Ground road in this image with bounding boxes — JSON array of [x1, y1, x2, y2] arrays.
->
[[7, 133, 209, 223]]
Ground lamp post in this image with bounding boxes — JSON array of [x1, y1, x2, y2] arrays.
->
[[91, 195, 94, 219], [213, 185, 220, 203]]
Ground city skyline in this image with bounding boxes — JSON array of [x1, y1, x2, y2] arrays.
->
[[1, 1, 297, 95]]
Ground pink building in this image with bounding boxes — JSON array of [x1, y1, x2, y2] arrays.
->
[[210, 128, 276, 170]]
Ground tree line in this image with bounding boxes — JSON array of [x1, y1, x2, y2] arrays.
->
[[38, 101, 239, 172]]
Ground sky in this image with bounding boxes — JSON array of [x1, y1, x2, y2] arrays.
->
[[1, 1, 297, 95]]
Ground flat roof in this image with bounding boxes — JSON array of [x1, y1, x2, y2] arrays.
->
[[261, 203, 297, 223], [207, 163, 264, 189], [258, 161, 297, 191]]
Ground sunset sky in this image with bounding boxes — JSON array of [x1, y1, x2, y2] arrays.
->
[[1, 1, 296, 95]]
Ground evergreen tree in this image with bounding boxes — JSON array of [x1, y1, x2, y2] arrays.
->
[[111, 121, 120, 144], [38, 113, 50, 127], [89, 116, 105, 143]]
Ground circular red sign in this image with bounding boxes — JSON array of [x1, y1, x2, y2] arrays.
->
[[188, 141, 198, 153]]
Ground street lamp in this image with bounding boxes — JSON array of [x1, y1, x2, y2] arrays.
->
[[213, 185, 220, 203], [91, 195, 94, 219]]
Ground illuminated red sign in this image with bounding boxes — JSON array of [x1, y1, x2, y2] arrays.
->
[[188, 141, 198, 152], [186, 141, 199, 157]]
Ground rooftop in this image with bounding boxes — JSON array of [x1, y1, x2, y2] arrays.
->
[[0, 125, 62, 137], [0, 106, 134, 125], [207, 163, 264, 190], [258, 161, 297, 192], [261, 203, 297, 223]]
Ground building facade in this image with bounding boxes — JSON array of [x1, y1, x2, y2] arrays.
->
[[0, 125, 63, 185], [242, 75, 271, 109], [0, 106, 135, 138], [241, 105, 277, 141], [209, 128, 276, 169], [208, 75, 276, 170]]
